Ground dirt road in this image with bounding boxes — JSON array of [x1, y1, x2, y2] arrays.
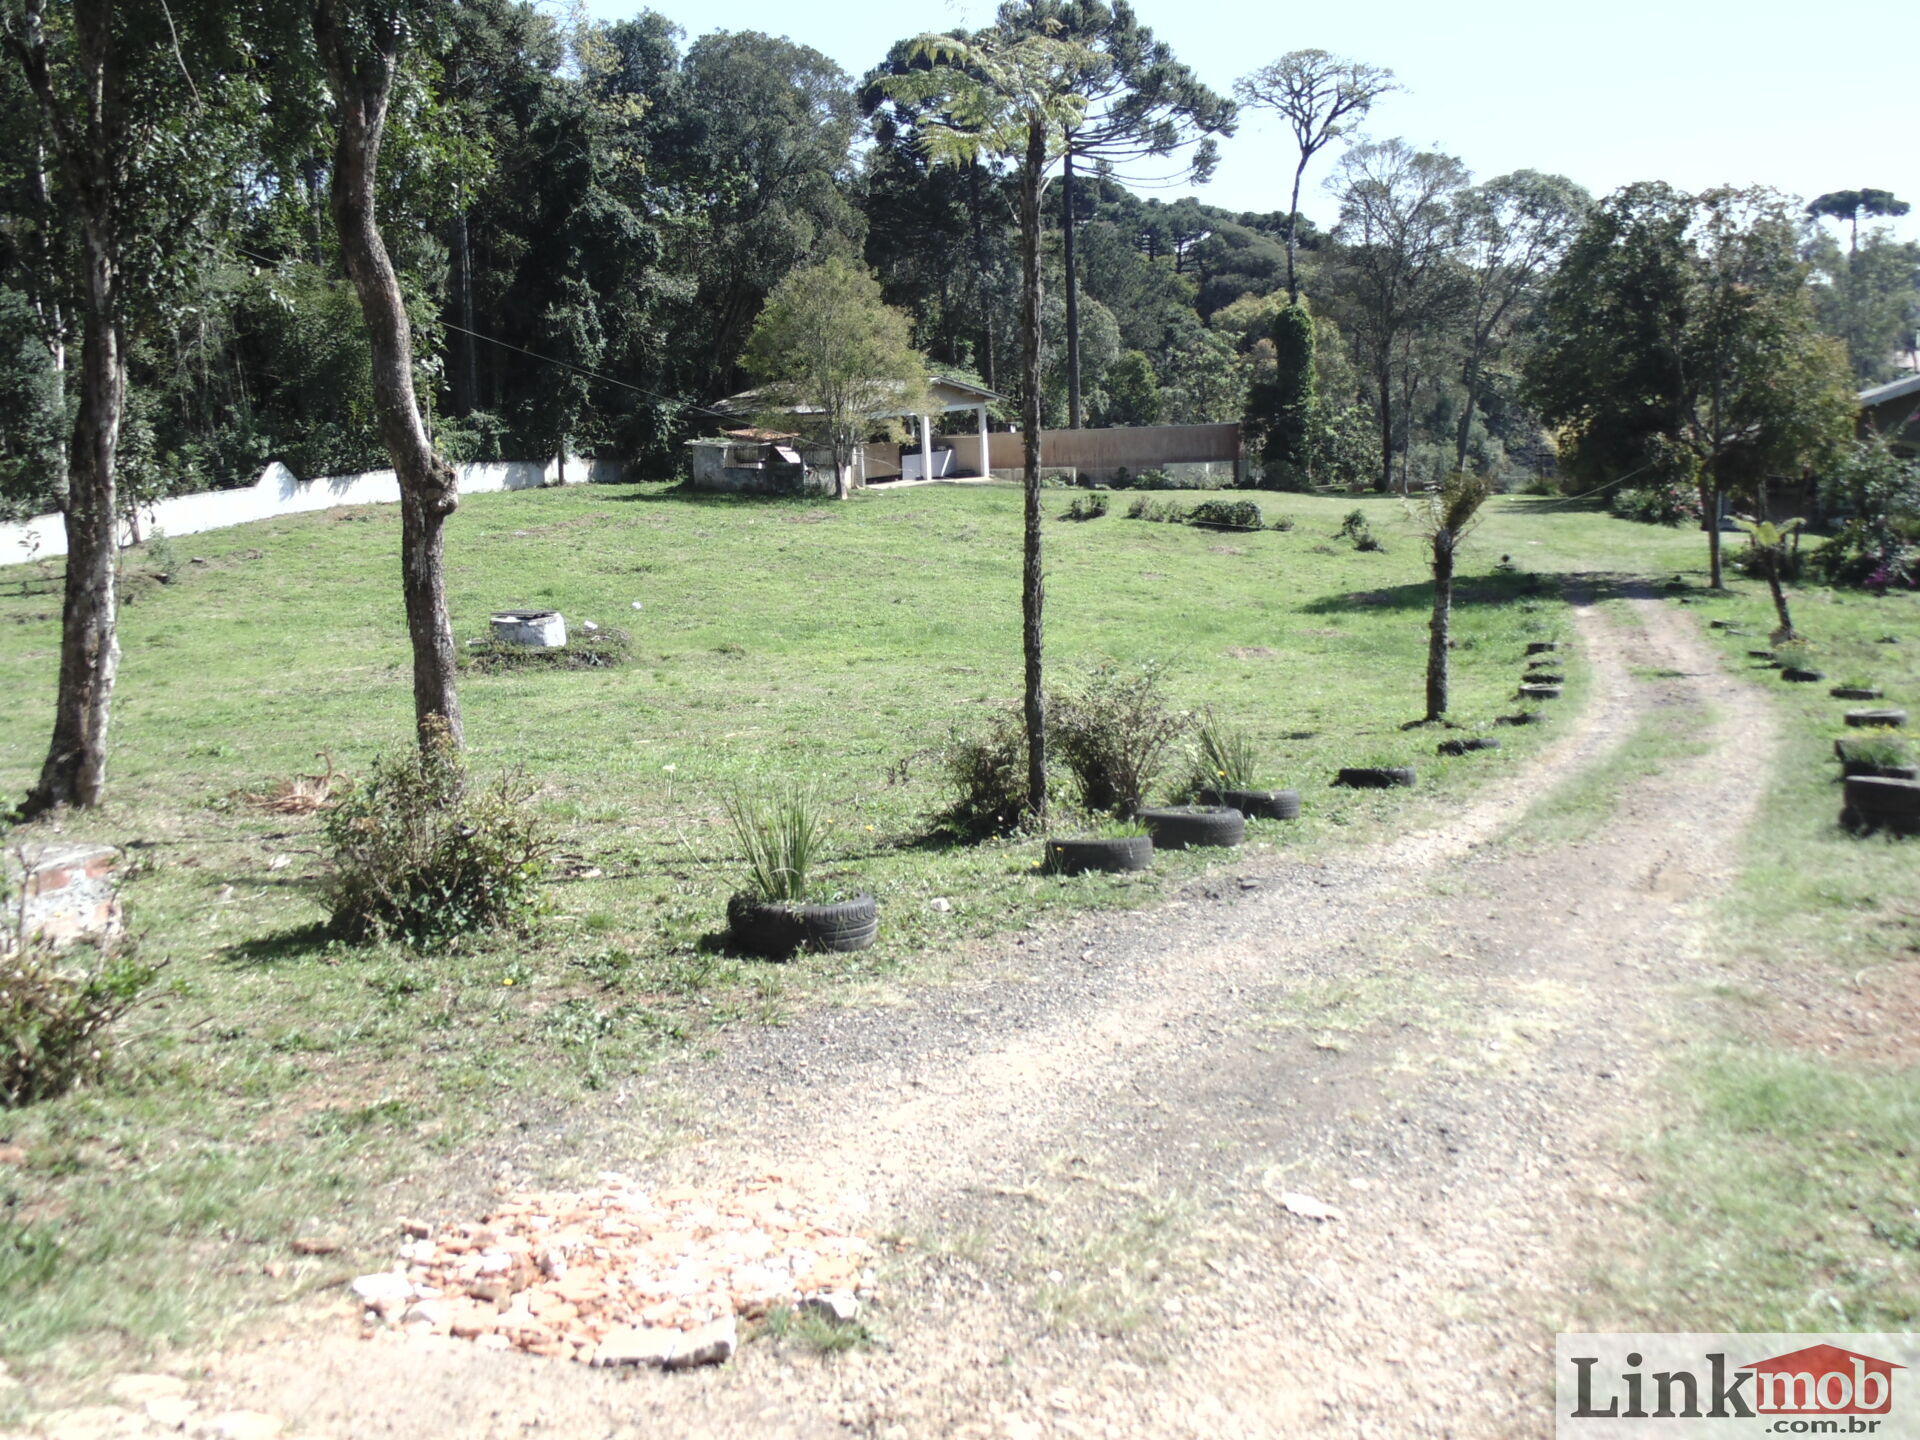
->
[[33, 592, 1777, 1440]]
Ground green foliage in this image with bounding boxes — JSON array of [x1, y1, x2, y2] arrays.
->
[[1184, 709, 1263, 792], [1049, 661, 1189, 815], [1125, 496, 1184, 523], [1837, 734, 1910, 768], [1811, 438, 1920, 589], [1061, 493, 1108, 521], [1247, 300, 1316, 486], [462, 627, 634, 673], [321, 720, 554, 946], [722, 785, 826, 903], [1610, 482, 1703, 527], [1, 922, 159, 1108], [1185, 498, 1263, 530], [744, 255, 930, 489], [1338, 508, 1381, 549], [1100, 350, 1162, 426], [938, 706, 1034, 839]]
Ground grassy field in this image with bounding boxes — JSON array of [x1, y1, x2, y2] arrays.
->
[[0, 479, 1910, 1369]]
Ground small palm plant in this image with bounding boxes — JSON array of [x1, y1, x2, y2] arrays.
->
[[722, 786, 825, 904], [1736, 517, 1803, 643]]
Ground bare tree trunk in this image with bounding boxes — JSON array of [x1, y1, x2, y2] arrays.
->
[[1285, 154, 1309, 303], [1375, 365, 1394, 493], [1453, 337, 1486, 474], [1062, 146, 1081, 430], [1425, 529, 1454, 722], [314, 0, 463, 753], [12, 0, 123, 817], [1020, 118, 1048, 824], [1704, 475, 1724, 590]]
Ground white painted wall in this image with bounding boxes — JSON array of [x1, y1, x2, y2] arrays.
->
[[0, 454, 624, 567]]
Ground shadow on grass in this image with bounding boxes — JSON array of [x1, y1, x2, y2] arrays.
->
[[221, 923, 335, 967], [1300, 569, 1677, 614]]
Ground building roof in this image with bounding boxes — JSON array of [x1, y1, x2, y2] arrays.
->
[[1860, 373, 1920, 409], [712, 372, 1006, 421]]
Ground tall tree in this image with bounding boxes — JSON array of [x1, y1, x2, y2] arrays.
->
[[998, 1, 1231, 428], [1324, 139, 1469, 492], [1805, 221, 1920, 385], [1448, 171, 1588, 472], [2, 0, 243, 813], [743, 254, 930, 500], [1528, 184, 1855, 587], [311, 0, 464, 749], [883, 24, 1100, 824], [1233, 49, 1396, 302], [1807, 188, 1910, 255]]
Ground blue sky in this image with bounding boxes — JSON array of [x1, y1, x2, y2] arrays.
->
[[581, 0, 1918, 241]]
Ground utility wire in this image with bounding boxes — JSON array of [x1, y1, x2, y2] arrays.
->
[[228, 244, 740, 421]]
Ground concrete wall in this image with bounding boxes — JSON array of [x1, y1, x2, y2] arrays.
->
[[947, 422, 1242, 483], [0, 454, 621, 567]]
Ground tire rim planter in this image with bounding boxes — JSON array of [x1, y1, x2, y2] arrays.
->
[[1518, 683, 1562, 700], [1045, 834, 1154, 875], [1196, 787, 1301, 821], [1831, 686, 1883, 701], [1781, 668, 1825, 683], [1134, 805, 1247, 850], [1333, 766, 1415, 789], [1841, 776, 1920, 836], [1437, 737, 1500, 757], [1845, 708, 1908, 729], [726, 893, 878, 958]]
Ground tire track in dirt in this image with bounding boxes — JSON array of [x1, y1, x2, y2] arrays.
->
[[141, 591, 1775, 1440]]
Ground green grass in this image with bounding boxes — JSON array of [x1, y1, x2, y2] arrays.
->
[[0, 484, 1789, 1370], [1505, 704, 1716, 849], [1593, 1046, 1920, 1331]]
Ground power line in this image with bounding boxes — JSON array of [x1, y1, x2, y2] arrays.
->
[[228, 245, 738, 421]]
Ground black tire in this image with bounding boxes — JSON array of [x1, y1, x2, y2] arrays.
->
[[801, 894, 879, 953], [1437, 737, 1501, 757], [1781, 668, 1825, 683], [1846, 708, 1908, 729], [1831, 686, 1883, 701], [1523, 671, 1565, 685], [1518, 683, 1562, 700], [1840, 760, 1920, 781], [1843, 776, 1920, 835], [1748, 650, 1776, 661], [1136, 805, 1247, 849], [1046, 834, 1154, 875], [1199, 786, 1301, 821], [727, 893, 806, 958], [1526, 641, 1559, 655], [1496, 711, 1544, 726], [1333, 766, 1416, 789]]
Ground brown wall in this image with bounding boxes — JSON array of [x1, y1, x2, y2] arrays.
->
[[948, 422, 1242, 479]]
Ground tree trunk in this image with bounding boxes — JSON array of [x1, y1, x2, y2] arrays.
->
[[1764, 557, 1795, 639], [1375, 365, 1394, 493], [314, 0, 463, 753], [1454, 339, 1486, 474], [1062, 146, 1081, 430], [1019, 118, 1048, 824], [15, 0, 123, 817], [1425, 530, 1454, 722], [1285, 154, 1309, 303], [1704, 478, 1724, 589], [452, 207, 478, 416]]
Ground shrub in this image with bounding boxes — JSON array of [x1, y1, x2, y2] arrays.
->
[[1186, 499, 1263, 530], [722, 785, 826, 903], [1125, 497, 1185, 523], [1610, 482, 1702, 527], [1269, 515, 1295, 532], [1049, 661, 1189, 815], [1061, 493, 1109, 522], [321, 719, 554, 946], [1338, 508, 1369, 539], [1182, 709, 1262, 794], [2, 917, 159, 1107], [938, 707, 1034, 839]]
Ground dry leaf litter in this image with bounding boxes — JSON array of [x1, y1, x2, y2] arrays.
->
[[349, 1173, 876, 1370]]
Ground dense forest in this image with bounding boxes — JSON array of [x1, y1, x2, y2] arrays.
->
[[1, 0, 1915, 525]]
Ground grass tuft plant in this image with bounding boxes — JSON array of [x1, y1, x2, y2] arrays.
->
[[723, 785, 826, 903], [1049, 661, 1188, 816], [1183, 709, 1263, 795], [2, 900, 160, 1108]]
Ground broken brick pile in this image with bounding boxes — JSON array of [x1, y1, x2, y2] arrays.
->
[[351, 1174, 877, 1369]]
